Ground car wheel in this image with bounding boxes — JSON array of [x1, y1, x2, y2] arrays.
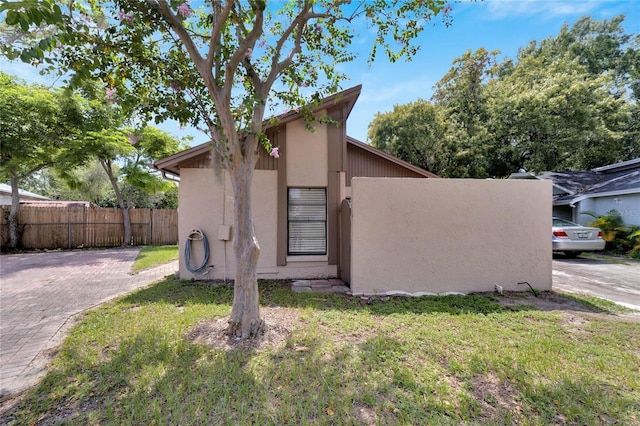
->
[[564, 251, 582, 258]]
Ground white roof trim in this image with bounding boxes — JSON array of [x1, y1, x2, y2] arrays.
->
[[592, 157, 640, 173]]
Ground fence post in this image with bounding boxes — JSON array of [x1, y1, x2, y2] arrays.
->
[[150, 209, 154, 245], [68, 222, 72, 249]]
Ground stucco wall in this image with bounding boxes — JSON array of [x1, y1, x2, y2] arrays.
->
[[178, 116, 337, 280], [286, 116, 328, 187], [178, 168, 278, 280], [350, 178, 552, 296]]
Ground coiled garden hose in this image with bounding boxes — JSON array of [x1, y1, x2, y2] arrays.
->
[[185, 229, 210, 274]]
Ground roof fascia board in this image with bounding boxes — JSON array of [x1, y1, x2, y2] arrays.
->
[[273, 85, 362, 127], [153, 142, 211, 170], [592, 158, 640, 173]]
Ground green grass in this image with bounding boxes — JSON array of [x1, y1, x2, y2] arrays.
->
[[2, 280, 639, 425], [131, 245, 179, 272]]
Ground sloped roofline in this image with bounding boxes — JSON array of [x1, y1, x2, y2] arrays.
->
[[153, 142, 212, 177], [153, 85, 362, 177], [346, 136, 439, 178], [0, 183, 49, 200], [592, 157, 640, 173], [507, 172, 576, 196]]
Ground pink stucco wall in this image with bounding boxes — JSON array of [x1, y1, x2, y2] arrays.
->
[[350, 178, 553, 295]]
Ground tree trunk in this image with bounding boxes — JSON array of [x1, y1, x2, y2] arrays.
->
[[7, 175, 21, 251], [226, 161, 263, 339], [120, 205, 132, 247], [101, 160, 131, 246]]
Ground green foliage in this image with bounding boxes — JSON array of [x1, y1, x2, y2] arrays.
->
[[21, 162, 117, 206], [584, 210, 640, 258], [432, 48, 501, 177], [583, 210, 625, 241], [485, 15, 637, 172], [51, 81, 188, 210], [22, 161, 179, 208], [368, 15, 638, 177], [628, 228, 640, 259], [0, 71, 93, 248], [154, 184, 178, 209], [490, 55, 629, 172], [369, 100, 447, 175], [0, 0, 451, 164], [0, 72, 86, 181]]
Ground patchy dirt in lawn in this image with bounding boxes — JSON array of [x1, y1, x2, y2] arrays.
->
[[471, 373, 520, 417], [496, 291, 596, 312], [353, 403, 379, 425], [187, 306, 301, 351], [187, 292, 640, 354], [496, 291, 640, 330]]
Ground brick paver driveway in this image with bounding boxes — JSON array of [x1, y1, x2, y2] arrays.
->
[[0, 248, 177, 399]]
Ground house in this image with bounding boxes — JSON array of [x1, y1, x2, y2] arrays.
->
[[156, 85, 552, 294], [0, 183, 49, 205], [508, 158, 640, 226], [153, 85, 437, 282]]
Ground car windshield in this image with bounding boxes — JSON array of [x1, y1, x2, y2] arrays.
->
[[553, 218, 580, 227]]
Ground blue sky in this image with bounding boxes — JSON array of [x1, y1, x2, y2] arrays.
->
[[345, 0, 639, 142], [2, 0, 638, 145]]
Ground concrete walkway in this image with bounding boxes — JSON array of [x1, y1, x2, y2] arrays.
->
[[0, 248, 178, 399], [291, 279, 351, 294]]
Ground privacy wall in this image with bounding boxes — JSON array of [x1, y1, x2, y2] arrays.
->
[[350, 178, 552, 296]]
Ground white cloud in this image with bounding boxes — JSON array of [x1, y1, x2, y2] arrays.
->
[[481, 0, 600, 20]]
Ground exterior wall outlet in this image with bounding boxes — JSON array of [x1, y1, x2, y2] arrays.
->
[[218, 225, 231, 241]]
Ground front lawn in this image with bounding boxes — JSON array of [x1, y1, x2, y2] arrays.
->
[[2, 280, 639, 425], [131, 245, 179, 272]]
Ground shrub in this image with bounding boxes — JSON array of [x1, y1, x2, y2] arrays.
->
[[628, 227, 640, 259], [583, 210, 624, 241], [584, 211, 638, 258]]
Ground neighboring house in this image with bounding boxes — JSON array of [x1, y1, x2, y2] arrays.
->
[[509, 158, 640, 226], [154, 85, 437, 281], [0, 183, 49, 205]]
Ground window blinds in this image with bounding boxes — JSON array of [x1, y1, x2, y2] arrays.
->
[[288, 188, 327, 255]]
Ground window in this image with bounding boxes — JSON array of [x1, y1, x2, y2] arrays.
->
[[288, 188, 327, 255]]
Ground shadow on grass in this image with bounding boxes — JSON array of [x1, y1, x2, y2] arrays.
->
[[7, 317, 638, 425], [121, 277, 616, 316]]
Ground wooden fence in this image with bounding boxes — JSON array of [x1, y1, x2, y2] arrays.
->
[[0, 205, 178, 250]]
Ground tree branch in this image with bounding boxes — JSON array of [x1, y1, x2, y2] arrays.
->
[[206, 0, 234, 75], [264, 4, 331, 89], [17, 164, 48, 180], [149, 1, 219, 94], [224, 3, 264, 99]]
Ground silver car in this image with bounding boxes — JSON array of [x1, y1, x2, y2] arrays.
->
[[552, 217, 606, 257]]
